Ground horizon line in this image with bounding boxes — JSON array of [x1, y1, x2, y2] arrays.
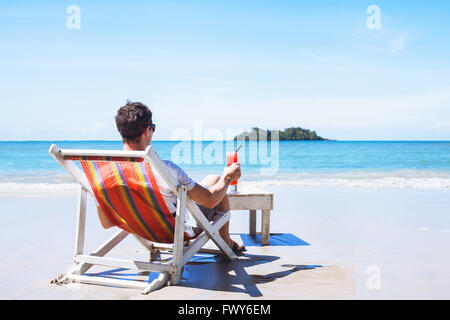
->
[[1, 139, 449, 142]]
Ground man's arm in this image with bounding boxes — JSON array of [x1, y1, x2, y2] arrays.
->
[[187, 162, 241, 209]]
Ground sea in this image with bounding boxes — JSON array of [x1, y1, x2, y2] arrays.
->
[[0, 140, 449, 193]]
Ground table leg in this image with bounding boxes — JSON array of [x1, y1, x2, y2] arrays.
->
[[261, 209, 270, 246], [249, 210, 256, 236]]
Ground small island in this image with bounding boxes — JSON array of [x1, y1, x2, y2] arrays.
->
[[233, 127, 331, 141]]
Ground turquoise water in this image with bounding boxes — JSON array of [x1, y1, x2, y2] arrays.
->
[[0, 141, 449, 190]]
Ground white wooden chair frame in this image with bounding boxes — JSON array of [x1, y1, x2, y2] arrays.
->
[[49, 144, 237, 294]]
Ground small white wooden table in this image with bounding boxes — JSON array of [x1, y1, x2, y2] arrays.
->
[[227, 186, 274, 246]]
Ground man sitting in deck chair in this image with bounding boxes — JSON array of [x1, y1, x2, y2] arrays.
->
[[95, 101, 246, 254]]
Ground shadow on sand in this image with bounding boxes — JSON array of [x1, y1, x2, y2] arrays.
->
[[85, 233, 320, 297], [181, 253, 322, 297], [84, 254, 322, 297]]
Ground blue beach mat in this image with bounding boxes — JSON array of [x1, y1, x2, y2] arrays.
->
[[233, 233, 310, 246]]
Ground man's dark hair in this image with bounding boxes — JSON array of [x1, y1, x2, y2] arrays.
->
[[115, 101, 152, 143]]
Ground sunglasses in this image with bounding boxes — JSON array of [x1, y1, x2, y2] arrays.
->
[[148, 123, 156, 132]]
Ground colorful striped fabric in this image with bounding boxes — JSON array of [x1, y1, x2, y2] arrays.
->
[[80, 160, 190, 243]]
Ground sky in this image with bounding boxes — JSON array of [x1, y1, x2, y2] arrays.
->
[[0, 0, 449, 141]]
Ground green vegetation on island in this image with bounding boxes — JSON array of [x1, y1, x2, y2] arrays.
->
[[233, 127, 330, 141]]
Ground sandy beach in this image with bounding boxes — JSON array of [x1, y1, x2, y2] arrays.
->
[[1, 183, 449, 300]]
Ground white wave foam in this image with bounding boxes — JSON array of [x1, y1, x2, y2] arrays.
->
[[1, 170, 449, 194], [241, 170, 450, 190], [0, 182, 79, 195]]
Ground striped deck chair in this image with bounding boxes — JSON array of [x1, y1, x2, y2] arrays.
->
[[49, 144, 237, 294]]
